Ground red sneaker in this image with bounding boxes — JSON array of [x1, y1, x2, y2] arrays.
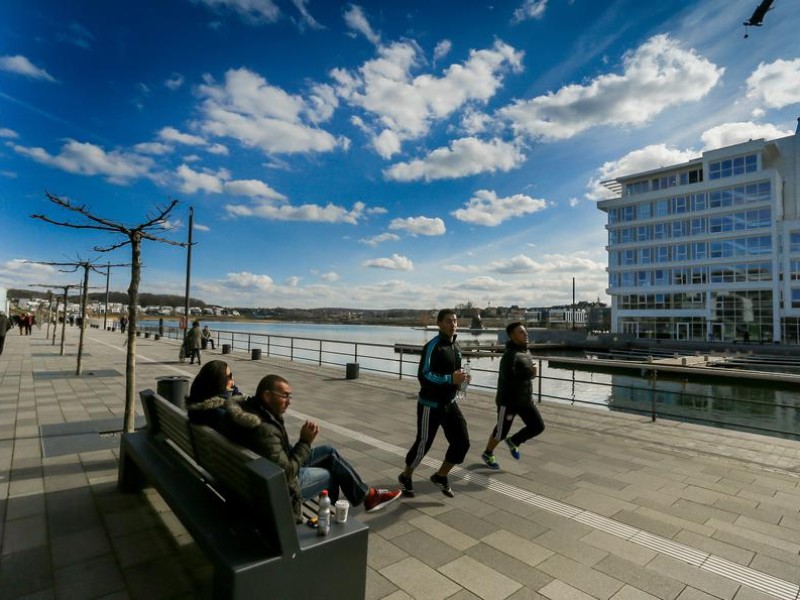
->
[[364, 488, 402, 512]]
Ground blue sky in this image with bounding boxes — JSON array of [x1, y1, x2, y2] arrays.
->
[[1, 0, 798, 310]]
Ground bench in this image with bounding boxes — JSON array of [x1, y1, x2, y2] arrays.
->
[[118, 390, 369, 599]]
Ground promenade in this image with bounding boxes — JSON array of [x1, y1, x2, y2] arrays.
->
[[1, 326, 800, 600]]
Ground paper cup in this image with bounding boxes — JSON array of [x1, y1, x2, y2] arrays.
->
[[335, 499, 349, 523]]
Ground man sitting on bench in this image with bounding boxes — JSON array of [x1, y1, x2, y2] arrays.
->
[[187, 365, 401, 522]]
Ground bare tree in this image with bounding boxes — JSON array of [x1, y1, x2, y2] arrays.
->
[[32, 192, 186, 432], [29, 283, 80, 355]]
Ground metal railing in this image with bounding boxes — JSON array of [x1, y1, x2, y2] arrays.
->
[[138, 324, 800, 441]]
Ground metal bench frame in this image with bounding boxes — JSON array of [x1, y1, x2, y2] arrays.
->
[[118, 389, 369, 599]]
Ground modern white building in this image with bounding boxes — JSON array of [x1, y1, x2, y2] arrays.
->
[[598, 124, 800, 343]]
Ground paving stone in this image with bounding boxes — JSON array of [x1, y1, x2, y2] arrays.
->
[[610, 585, 662, 600], [671, 530, 753, 566], [465, 543, 553, 591], [580, 530, 657, 566], [51, 526, 113, 568], [538, 579, 597, 600], [391, 527, 462, 569], [2, 513, 47, 555], [380, 556, 461, 600], [0, 545, 53, 599], [366, 567, 400, 600], [536, 554, 624, 600], [408, 513, 479, 551], [594, 554, 685, 600], [368, 534, 410, 571], [533, 529, 608, 567], [675, 587, 721, 600], [646, 555, 739, 600], [438, 555, 522, 600], [481, 530, 554, 568]]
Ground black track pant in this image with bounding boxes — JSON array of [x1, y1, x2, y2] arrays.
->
[[405, 401, 470, 469], [491, 402, 545, 446]]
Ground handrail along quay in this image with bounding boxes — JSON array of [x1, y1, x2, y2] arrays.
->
[[141, 324, 800, 441]]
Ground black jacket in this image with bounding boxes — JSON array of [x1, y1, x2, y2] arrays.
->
[[495, 341, 537, 409], [417, 333, 462, 407]]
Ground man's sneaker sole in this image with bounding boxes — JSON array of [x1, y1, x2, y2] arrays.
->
[[481, 452, 500, 470], [506, 439, 521, 460], [365, 490, 402, 513], [429, 474, 455, 498], [398, 474, 415, 497]]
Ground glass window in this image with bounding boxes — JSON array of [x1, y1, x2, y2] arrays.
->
[[639, 248, 652, 264], [622, 206, 636, 222], [673, 196, 688, 214], [654, 199, 669, 217], [654, 269, 667, 285], [656, 246, 670, 263], [622, 249, 636, 265], [671, 221, 687, 238], [692, 193, 706, 211], [637, 271, 650, 287], [692, 242, 707, 260], [653, 223, 668, 240], [620, 228, 632, 243], [790, 232, 800, 253], [691, 267, 706, 284], [621, 272, 633, 287], [690, 218, 706, 235], [791, 260, 800, 280], [792, 289, 800, 310], [637, 226, 651, 241], [638, 202, 652, 220], [673, 244, 688, 261]]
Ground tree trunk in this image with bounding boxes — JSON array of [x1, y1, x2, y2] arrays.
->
[[76, 266, 90, 376], [60, 288, 68, 355], [123, 234, 142, 433]]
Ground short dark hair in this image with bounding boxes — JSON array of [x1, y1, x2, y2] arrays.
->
[[437, 308, 456, 323], [505, 321, 524, 336], [188, 360, 230, 404], [256, 374, 289, 398]]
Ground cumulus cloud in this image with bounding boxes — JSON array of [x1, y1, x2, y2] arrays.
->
[[224, 271, 275, 291], [197, 68, 341, 155], [195, 0, 280, 24], [700, 121, 794, 149], [159, 126, 207, 146], [488, 253, 605, 274], [320, 271, 339, 282], [388, 216, 446, 236], [512, 0, 548, 23], [12, 139, 154, 184], [343, 4, 380, 45], [194, 223, 211, 232], [362, 253, 414, 271], [746, 58, 800, 109], [0, 128, 18, 139], [433, 39, 452, 63], [225, 200, 365, 224], [165, 73, 185, 90], [133, 142, 172, 155], [384, 137, 524, 182], [500, 34, 722, 140], [176, 164, 227, 194], [207, 143, 229, 155], [585, 143, 699, 201], [0, 55, 57, 82], [457, 276, 510, 291], [291, 0, 323, 30], [332, 39, 523, 157], [359, 232, 400, 246], [452, 189, 547, 226], [223, 179, 286, 200]]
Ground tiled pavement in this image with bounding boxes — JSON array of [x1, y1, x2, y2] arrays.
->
[[1, 326, 800, 600]]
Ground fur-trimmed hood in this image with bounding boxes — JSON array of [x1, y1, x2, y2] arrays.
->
[[223, 396, 263, 429]]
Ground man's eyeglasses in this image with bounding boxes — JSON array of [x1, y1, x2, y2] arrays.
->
[[270, 390, 292, 400]]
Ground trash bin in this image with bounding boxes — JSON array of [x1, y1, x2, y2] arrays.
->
[[154, 334, 160, 341], [144, 332, 150, 338], [251, 348, 262, 360], [156, 375, 190, 410], [222, 344, 231, 354], [346, 362, 359, 380]]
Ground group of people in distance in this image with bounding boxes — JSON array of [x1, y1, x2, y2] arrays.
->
[[184, 308, 545, 522]]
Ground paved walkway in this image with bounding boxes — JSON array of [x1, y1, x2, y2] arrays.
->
[[1, 326, 800, 600]]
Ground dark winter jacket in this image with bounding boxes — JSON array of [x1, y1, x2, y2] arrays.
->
[[495, 340, 537, 409], [184, 325, 202, 350], [417, 333, 462, 408]]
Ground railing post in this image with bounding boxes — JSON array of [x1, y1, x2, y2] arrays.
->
[[319, 340, 323, 366], [290, 338, 294, 361], [354, 343, 359, 363], [399, 348, 403, 380], [650, 371, 657, 422], [267, 336, 270, 357], [538, 359, 543, 403], [248, 333, 251, 352]]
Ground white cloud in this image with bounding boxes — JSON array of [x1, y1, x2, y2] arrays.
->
[[389, 216, 446, 236], [159, 126, 207, 146], [176, 164, 227, 194], [359, 232, 400, 246], [194, 223, 211, 232], [500, 34, 723, 140], [457, 276, 510, 291], [165, 73, 185, 90], [224, 271, 275, 291], [0, 55, 57, 82], [746, 58, 800, 110], [433, 40, 452, 63], [12, 139, 154, 184], [384, 137, 524, 182], [512, 0, 548, 23], [700, 121, 794, 149], [366, 206, 388, 215], [133, 142, 172, 155], [286, 275, 301, 287], [223, 178, 286, 200], [362, 253, 413, 271], [207, 143, 229, 155], [569, 197, 579, 207], [452, 189, 547, 226], [0, 128, 18, 139], [291, 0, 323, 30], [333, 39, 523, 157], [195, 0, 280, 24], [225, 200, 365, 224], [320, 271, 339, 282], [585, 143, 699, 201], [343, 4, 380, 45], [197, 68, 341, 155], [488, 253, 605, 274], [443, 264, 479, 273]]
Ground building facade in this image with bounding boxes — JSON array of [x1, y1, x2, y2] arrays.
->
[[598, 127, 800, 343]]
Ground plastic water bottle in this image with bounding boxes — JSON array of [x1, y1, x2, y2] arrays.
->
[[317, 490, 331, 536], [456, 360, 471, 401]]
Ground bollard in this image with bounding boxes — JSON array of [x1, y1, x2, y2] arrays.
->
[[251, 348, 262, 360], [222, 344, 231, 354], [144, 332, 150, 339], [154, 334, 160, 341], [156, 376, 190, 410], [346, 362, 360, 380]]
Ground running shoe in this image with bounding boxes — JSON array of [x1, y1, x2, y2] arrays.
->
[[398, 473, 415, 497], [506, 439, 521, 460], [481, 451, 500, 470], [364, 488, 402, 512], [429, 473, 455, 498]]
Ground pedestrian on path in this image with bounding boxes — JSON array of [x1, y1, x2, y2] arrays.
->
[[184, 320, 203, 365], [398, 308, 470, 498], [480, 322, 544, 470], [0, 311, 11, 355]]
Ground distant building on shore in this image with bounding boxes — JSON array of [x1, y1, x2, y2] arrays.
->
[[598, 124, 800, 343]]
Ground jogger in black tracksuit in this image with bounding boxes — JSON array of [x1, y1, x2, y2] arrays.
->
[[398, 308, 470, 498]]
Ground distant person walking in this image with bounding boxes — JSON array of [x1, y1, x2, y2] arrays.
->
[[119, 315, 127, 333], [398, 308, 470, 499], [184, 321, 203, 365], [480, 322, 544, 470], [0, 312, 11, 355]]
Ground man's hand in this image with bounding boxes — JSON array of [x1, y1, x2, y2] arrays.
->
[[300, 420, 320, 444], [453, 369, 470, 386]]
